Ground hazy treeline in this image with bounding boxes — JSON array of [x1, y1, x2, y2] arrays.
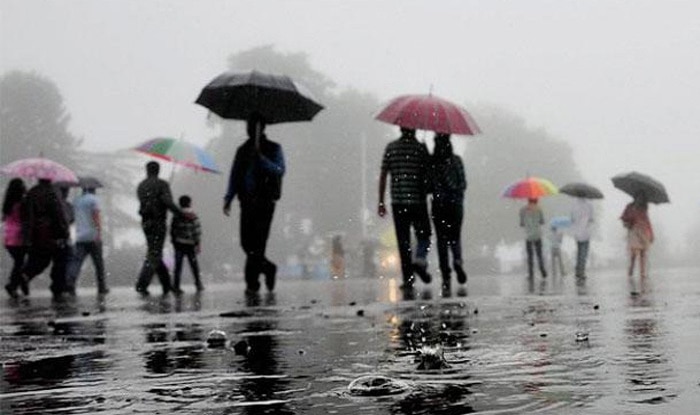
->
[[2, 46, 698, 288]]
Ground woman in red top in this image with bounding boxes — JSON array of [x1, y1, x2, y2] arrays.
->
[[621, 192, 654, 278], [3, 178, 27, 297]]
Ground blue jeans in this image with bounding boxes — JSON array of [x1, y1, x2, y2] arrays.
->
[[575, 240, 590, 277], [68, 241, 107, 293]]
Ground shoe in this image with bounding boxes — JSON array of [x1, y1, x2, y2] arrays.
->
[[412, 262, 432, 284], [172, 287, 184, 295], [454, 262, 467, 284], [263, 262, 277, 292], [195, 284, 204, 292], [5, 284, 18, 299], [98, 288, 110, 295], [19, 275, 29, 296], [135, 286, 150, 296]]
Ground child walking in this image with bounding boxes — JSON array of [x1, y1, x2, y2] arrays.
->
[[170, 195, 203, 293]]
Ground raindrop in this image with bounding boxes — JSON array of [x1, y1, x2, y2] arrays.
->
[[356, 309, 365, 317], [575, 332, 589, 342], [206, 330, 228, 348]]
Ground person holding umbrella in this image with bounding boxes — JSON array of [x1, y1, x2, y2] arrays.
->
[[621, 192, 654, 278], [520, 198, 547, 278], [135, 161, 183, 296], [571, 197, 594, 278], [378, 127, 432, 290], [223, 114, 285, 294], [66, 179, 108, 295]]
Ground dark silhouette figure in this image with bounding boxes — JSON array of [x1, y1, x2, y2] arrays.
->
[[378, 127, 432, 290], [170, 195, 203, 293], [21, 178, 70, 297], [3, 178, 28, 297], [224, 115, 285, 294], [429, 133, 468, 294], [135, 161, 181, 295]]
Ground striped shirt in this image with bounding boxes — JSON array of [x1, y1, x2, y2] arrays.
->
[[381, 137, 430, 205]]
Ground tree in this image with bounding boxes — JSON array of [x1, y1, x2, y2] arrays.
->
[[0, 71, 82, 167]]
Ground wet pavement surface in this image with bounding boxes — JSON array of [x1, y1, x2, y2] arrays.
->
[[2, 267, 700, 414]]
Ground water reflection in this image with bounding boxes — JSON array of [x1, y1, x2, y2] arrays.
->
[[623, 280, 675, 405], [142, 321, 206, 373]]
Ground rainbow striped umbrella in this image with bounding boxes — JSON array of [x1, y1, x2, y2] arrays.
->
[[134, 138, 220, 174], [502, 177, 558, 199]]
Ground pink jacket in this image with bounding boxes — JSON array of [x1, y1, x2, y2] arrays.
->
[[3, 202, 23, 247]]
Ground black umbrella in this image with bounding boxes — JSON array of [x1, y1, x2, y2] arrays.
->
[[559, 182, 604, 199], [612, 172, 669, 204], [54, 176, 104, 189], [195, 70, 324, 124]]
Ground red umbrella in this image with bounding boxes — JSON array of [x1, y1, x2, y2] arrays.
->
[[375, 94, 481, 135]]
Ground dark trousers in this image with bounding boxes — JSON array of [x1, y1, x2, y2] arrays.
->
[[136, 221, 171, 293], [392, 203, 431, 284], [68, 241, 106, 293], [526, 239, 547, 277], [24, 244, 68, 295], [575, 240, 590, 277], [173, 242, 201, 290], [5, 246, 27, 290], [431, 202, 464, 275], [240, 200, 276, 291]]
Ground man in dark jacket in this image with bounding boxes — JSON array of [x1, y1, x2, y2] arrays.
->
[[21, 178, 70, 297], [224, 114, 285, 294], [135, 161, 182, 295]]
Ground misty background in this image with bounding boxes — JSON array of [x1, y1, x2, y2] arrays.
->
[[2, 0, 700, 286]]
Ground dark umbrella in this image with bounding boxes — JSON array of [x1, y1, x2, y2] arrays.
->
[[55, 176, 104, 189], [195, 70, 324, 124], [559, 182, 604, 199], [612, 172, 669, 204]]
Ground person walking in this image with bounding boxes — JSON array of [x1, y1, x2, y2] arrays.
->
[[621, 192, 654, 278], [429, 133, 467, 293], [223, 114, 285, 294], [571, 197, 594, 278], [548, 225, 565, 277], [54, 185, 74, 295], [21, 178, 70, 297], [520, 198, 547, 278], [170, 195, 203, 294], [378, 127, 432, 290], [135, 161, 182, 296], [3, 178, 27, 297], [66, 184, 108, 295]]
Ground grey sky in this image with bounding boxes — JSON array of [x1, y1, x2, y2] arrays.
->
[[2, 0, 699, 250]]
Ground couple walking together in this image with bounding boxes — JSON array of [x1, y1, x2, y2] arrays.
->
[[378, 127, 467, 293]]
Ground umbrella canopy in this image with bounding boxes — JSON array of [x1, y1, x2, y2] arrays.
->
[[134, 138, 220, 173], [559, 182, 604, 199], [195, 70, 324, 124], [612, 171, 669, 204], [502, 177, 558, 199], [54, 176, 104, 189], [375, 94, 481, 135], [0, 157, 78, 183]]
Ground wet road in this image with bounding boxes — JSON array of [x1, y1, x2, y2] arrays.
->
[[1, 268, 699, 414]]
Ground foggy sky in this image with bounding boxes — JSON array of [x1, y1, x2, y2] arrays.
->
[[2, 0, 700, 253]]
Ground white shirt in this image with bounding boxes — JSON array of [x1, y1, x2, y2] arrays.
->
[[570, 198, 593, 242], [74, 193, 101, 242]]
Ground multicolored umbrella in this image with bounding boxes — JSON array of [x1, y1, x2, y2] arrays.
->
[[502, 177, 558, 199], [375, 94, 481, 136], [0, 157, 78, 183], [134, 138, 220, 174]]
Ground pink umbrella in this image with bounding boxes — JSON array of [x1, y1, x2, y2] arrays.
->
[[375, 94, 481, 135], [0, 157, 78, 183]]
